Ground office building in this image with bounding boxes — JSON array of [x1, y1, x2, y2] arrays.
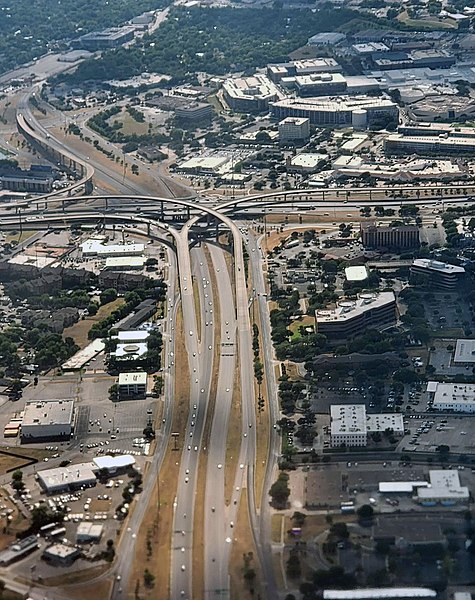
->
[[21, 400, 74, 441], [175, 102, 213, 121], [361, 222, 420, 250], [307, 32, 346, 46], [453, 339, 475, 364], [270, 96, 398, 128], [295, 73, 347, 97], [278, 117, 310, 143], [417, 470, 469, 505], [222, 75, 281, 112], [267, 58, 341, 83], [330, 404, 403, 447], [427, 381, 475, 413], [316, 291, 396, 339], [411, 259, 465, 288], [118, 372, 147, 398], [385, 134, 475, 155], [72, 26, 135, 51]]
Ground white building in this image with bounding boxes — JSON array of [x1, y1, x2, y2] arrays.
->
[[118, 372, 147, 398], [76, 523, 103, 543], [323, 588, 436, 600], [289, 153, 327, 173], [116, 330, 150, 344], [345, 265, 369, 282], [222, 74, 282, 112], [37, 462, 98, 494], [278, 117, 310, 143], [331, 404, 367, 447], [417, 470, 469, 505], [411, 259, 465, 289], [21, 400, 74, 441], [330, 404, 403, 448], [427, 381, 475, 413], [270, 96, 398, 128], [93, 454, 135, 473], [453, 339, 475, 365], [104, 256, 145, 270], [81, 239, 145, 257]]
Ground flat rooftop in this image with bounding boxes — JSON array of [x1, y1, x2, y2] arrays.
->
[[345, 265, 368, 282], [454, 339, 475, 363], [331, 404, 366, 435], [271, 95, 396, 112], [117, 330, 150, 342], [412, 258, 465, 274], [316, 291, 395, 324], [23, 400, 74, 427], [367, 412, 404, 433], [118, 372, 147, 385], [428, 381, 475, 406], [38, 462, 97, 489], [223, 74, 281, 100]]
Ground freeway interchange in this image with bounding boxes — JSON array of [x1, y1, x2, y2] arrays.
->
[[1, 94, 474, 600]]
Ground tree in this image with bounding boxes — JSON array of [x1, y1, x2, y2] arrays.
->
[[269, 472, 290, 509], [286, 551, 301, 579], [330, 522, 349, 539], [144, 568, 155, 588], [100, 288, 118, 305], [357, 504, 374, 521], [292, 511, 306, 527], [109, 384, 119, 401], [11, 470, 24, 493]]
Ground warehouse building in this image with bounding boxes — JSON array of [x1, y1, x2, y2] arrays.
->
[[361, 222, 420, 251], [118, 372, 147, 398], [21, 400, 74, 441], [222, 75, 282, 112], [316, 291, 396, 340], [270, 96, 398, 128], [0, 536, 38, 566], [426, 381, 475, 413], [37, 462, 98, 494], [411, 259, 465, 289], [330, 404, 403, 447]]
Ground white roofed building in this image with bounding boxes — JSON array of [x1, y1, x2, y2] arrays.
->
[[417, 470, 469, 505], [323, 588, 436, 600], [37, 462, 98, 494], [118, 372, 147, 398], [21, 400, 74, 441], [330, 404, 403, 448], [411, 259, 465, 289], [426, 381, 475, 413], [453, 339, 475, 364], [81, 239, 145, 257]]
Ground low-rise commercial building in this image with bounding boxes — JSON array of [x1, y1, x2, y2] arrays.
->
[[270, 96, 398, 128], [118, 372, 147, 398], [37, 462, 98, 494], [385, 134, 475, 155], [222, 75, 281, 112], [43, 543, 80, 565], [344, 265, 369, 283], [72, 26, 135, 51], [93, 454, 135, 473], [330, 404, 403, 447], [267, 58, 342, 83], [427, 381, 475, 413], [307, 32, 346, 46], [323, 589, 436, 600], [453, 339, 475, 365], [361, 222, 420, 250], [21, 400, 74, 441], [316, 291, 396, 340], [76, 522, 103, 543], [288, 153, 327, 173], [411, 259, 465, 289], [81, 240, 145, 257], [278, 117, 310, 143], [104, 256, 145, 270], [416, 470, 469, 505]]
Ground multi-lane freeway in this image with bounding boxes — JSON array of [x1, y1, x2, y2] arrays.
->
[[1, 84, 474, 600]]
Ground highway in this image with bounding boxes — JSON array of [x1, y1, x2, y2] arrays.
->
[[4, 84, 475, 600]]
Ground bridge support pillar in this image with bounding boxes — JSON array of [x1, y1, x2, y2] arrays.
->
[[147, 222, 151, 236], [160, 201, 164, 221]]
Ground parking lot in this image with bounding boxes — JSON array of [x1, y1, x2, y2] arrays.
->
[[399, 414, 475, 455]]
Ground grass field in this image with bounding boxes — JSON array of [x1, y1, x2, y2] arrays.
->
[[112, 110, 150, 137], [62, 298, 125, 348], [5, 230, 38, 243], [289, 315, 315, 341], [397, 10, 456, 29]]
